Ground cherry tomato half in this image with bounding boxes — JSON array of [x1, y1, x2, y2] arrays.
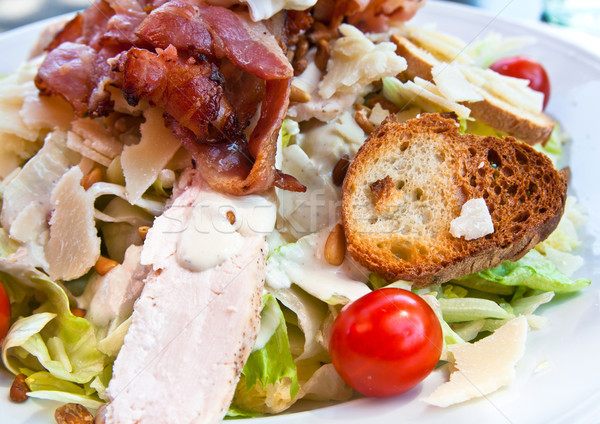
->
[[0, 282, 11, 342], [490, 56, 551, 110], [329, 288, 443, 398]]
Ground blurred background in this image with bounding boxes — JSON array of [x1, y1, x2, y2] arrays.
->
[[0, 0, 598, 35]]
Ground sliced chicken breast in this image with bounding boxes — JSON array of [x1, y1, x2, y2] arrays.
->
[[103, 170, 272, 424]]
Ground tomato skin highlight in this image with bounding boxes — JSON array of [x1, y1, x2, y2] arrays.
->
[[0, 282, 11, 342], [490, 56, 551, 110], [329, 288, 443, 398]]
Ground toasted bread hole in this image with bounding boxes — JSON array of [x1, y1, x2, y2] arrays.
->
[[518, 195, 526, 205], [376, 132, 385, 138], [502, 167, 514, 177], [515, 151, 528, 165], [483, 190, 489, 199], [488, 204, 495, 214], [468, 147, 477, 157], [494, 185, 501, 195], [470, 176, 476, 187], [400, 141, 410, 151], [414, 188, 424, 201], [529, 182, 538, 194], [539, 207, 547, 214], [513, 211, 530, 223], [435, 151, 445, 163], [397, 180, 405, 190], [543, 174, 551, 183], [478, 168, 486, 177], [507, 185, 518, 197], [391, 242, 413, 261], [510, 225, 522, 234], [487, 149, 502, 169]]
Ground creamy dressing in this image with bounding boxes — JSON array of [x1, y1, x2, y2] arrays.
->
[[265, 229, 371, 304], [176, 191, 277, 272]]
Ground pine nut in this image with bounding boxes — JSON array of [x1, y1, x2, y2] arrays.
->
[[71, 308, 87, 318], [138, 226, 150, 241], [290, 85, 311, 103], [80, 167, 102, 190], [355, 109, 375, 134], [226, 211, 236, 225], [332, 155, 350, 186], [324, 224, 346, 266], [94, 256, 119, 276], [315, 39, 330, 72]]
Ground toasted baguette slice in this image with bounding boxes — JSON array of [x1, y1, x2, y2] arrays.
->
[[391, 34, 554, 145], [342, 113, 567, 287]]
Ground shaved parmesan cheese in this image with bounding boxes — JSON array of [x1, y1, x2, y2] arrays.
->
[[70, 118, 124, 166], [0, 132, 41, 179], [432, 63, 484, 102], [0, 101, 39, 141], [66, 131, 112, 167], [20, 94, 74, 131], [319, 24, 407, 100], [383, 76, 471, 118], [368, 103, 391, 126], [121, 107, 181, 203], [403, 25, 473, 64], [459, 66, 544, 114], [45, 166, 101, 281], [424, 316, 528, 407]]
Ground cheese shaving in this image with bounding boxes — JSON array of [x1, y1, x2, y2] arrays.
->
[[121, 107, 181, 203], [45, 166, 101, 281], [423, 316, 528, 407], [319, 24, 407, 100]]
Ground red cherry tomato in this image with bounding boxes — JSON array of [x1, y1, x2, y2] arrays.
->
[[490, 56, 551, 109], [0, 282, 11, 341], [329, 288, 443, 398]]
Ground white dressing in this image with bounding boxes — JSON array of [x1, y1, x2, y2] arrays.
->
[[266, 229, 370, 304], [176, 191, 277, 272]]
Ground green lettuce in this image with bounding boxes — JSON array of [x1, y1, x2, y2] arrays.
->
[[242, 294, 299, 398], [228, 294, 299, 416], [0, 259, 108, 408], [457, 249, 590, 293]]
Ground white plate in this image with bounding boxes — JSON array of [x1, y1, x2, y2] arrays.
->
[[1, 2, 600, 423]]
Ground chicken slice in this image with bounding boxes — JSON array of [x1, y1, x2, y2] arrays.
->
[[103, 170, 271, 424]]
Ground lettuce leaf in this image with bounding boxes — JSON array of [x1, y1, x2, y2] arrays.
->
[[242, 294, 299, 398], [0, 258, 108, 404], [458, 249, 590, 293]]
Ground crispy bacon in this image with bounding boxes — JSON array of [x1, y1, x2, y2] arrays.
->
[[136, 1, 214, 57], [193, 79, 291, 195], [119, 45, 223, 138], [35, 42, 114, 117], [312, 0, 424, 31], [198, 6, 293, 80]]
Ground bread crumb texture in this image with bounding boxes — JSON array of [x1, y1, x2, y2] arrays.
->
[[342, 114, 567, 287]]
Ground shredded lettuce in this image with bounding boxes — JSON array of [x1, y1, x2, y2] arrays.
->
[[0, 259, 109, 408]]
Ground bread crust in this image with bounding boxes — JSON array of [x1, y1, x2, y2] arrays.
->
[[342, 113, 567, 287]]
